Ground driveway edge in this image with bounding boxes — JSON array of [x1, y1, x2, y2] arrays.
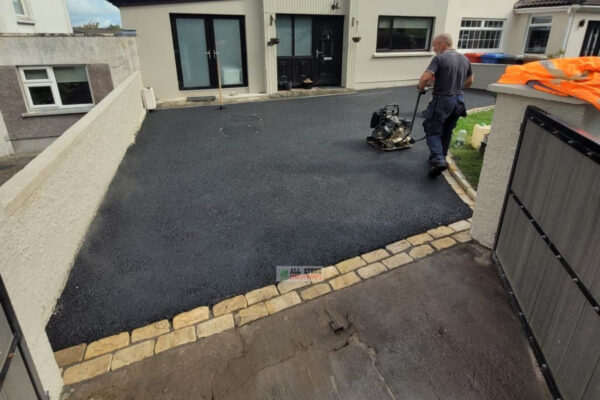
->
[[57, 220, 473, 386]]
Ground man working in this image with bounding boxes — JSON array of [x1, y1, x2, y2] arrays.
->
[[418, 33, 474, 177]]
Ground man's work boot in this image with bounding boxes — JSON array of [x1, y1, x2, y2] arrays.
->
[[428, 163, 447, 178]]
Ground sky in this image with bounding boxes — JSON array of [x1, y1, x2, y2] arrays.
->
[[67, 0, 122, 27]]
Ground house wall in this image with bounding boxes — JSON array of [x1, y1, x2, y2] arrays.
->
[[120, 0, 265, 100], [351, 0, 448, 90], [504, 11, 570, 56], [444, 0, 516, 51], [564, 11, 600, 57], [121, 0, 539, 99], [0, 112, 14, 157], [0, 65, 114, 152], [261, 0, 349, 94], [0, 34, 139, 154], [0, 0, 71, 33], [0, 71, 145, 399]]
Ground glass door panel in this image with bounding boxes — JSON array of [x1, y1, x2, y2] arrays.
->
[[294, 16, 312, 56], [276, 15, 293, 57], [175, 17, 210, 88], [213, 18, 244, 86]]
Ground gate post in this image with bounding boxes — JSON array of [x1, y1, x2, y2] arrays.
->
[[471, 83, 599, 248]]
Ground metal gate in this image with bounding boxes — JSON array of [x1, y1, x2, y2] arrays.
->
[[0, 277, 47, 399], [495, 106, 600, 400]]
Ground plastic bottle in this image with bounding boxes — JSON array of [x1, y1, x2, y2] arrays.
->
[[454, 129, 467, 148]]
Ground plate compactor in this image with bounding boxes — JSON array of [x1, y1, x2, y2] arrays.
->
[[367, 89, 428, 151]]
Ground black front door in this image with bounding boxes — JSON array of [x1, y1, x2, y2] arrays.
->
[[276, 15, 343, 88], [313, 17, 343, 86], [580, 21, 600, 56]]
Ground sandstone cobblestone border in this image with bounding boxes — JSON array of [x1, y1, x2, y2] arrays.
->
[[447, 157, 477, 201], [55, 219, 473, 386], [442, 169, 475, 209]]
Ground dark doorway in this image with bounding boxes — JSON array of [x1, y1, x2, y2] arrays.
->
[[580, 21, 600, 56], [276, 15, 344, 88]]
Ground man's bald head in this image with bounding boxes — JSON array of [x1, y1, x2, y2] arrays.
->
[[432, 33, 453, 54]]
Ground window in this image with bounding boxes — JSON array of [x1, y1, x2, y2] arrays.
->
[[19, 66, 93, 111], [525, 16, 552, 54], [276, 15, 313, 57], [12, 0, 33, 23], [170, 14, 248, 90], [376, 16, 434, 52], [12, 0, 25, 15], [458, 19, 505, 50]]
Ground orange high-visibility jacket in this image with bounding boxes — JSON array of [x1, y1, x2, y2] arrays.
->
[[498, 57, 600, 110]]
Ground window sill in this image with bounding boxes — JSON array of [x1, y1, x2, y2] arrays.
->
[[21, 106, 93, 118], [16, 17, 35, 25], [373, 51, 435, 58]]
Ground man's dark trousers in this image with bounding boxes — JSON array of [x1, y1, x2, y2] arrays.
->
[[423, 94, 466, 166]]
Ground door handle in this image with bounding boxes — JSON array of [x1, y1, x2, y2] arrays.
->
[[206, 51, 212, 59], [315, 49, 322, 57]]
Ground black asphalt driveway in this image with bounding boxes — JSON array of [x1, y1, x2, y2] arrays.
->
[[47, 87, 494, 349], [67, 244, 551, 400]]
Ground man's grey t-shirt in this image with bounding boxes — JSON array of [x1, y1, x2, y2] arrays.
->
[[426, 50, 472, 96]]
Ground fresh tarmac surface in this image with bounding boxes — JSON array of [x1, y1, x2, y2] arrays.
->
[[47, 87, 495, 349], [64, 244, 551, 400]]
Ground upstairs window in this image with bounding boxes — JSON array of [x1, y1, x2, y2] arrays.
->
[[525, 16, 552, 54], [12, 0, 33, 24], [376, 16, 434, 52], [12, 0, 25, 15], [458, 19, 505, 50], [19, 66, 94, 111]]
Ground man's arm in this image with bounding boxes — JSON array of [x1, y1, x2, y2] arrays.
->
[[418, 71, 434, 91], [464, 74, 474, 89]]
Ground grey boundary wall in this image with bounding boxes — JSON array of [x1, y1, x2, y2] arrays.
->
[[0, 34, 140, 153], [0, 71, 145, 398]]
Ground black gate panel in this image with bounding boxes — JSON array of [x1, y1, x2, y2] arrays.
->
[[495, 106, 600, 400], [0, 277, 47, 399]]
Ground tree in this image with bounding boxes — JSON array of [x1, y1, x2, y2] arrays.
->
[[77, 21, 101, 29]]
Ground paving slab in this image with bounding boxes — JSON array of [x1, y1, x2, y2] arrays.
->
[[64, 244, 551, 400], [47, 87, 494, 349]]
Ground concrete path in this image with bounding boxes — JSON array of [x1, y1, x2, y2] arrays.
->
[[63, 244, 550, 400], [48, 87, 495, 349]]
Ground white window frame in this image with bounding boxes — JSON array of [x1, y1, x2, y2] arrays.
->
[[457, 18, 506, 52], [523, 15, 553, 55], [19, 66, 94, 111], [13, 0, 34, 25]]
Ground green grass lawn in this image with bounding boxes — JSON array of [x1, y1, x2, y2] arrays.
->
[[449, 109, 494, 189]]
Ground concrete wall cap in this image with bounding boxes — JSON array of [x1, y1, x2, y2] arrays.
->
[[488, 83, 586, 104], [0, 71, 142, 221]]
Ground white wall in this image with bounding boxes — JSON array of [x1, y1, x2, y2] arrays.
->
[[445, 0, 515, 52], [121, 0, 265, 100], [564, 11, 600, 57], [352, 0, 448, 90], [0, 0, 71, 33], [504, 11, 570, 56], [0, 71, 145, 398]]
